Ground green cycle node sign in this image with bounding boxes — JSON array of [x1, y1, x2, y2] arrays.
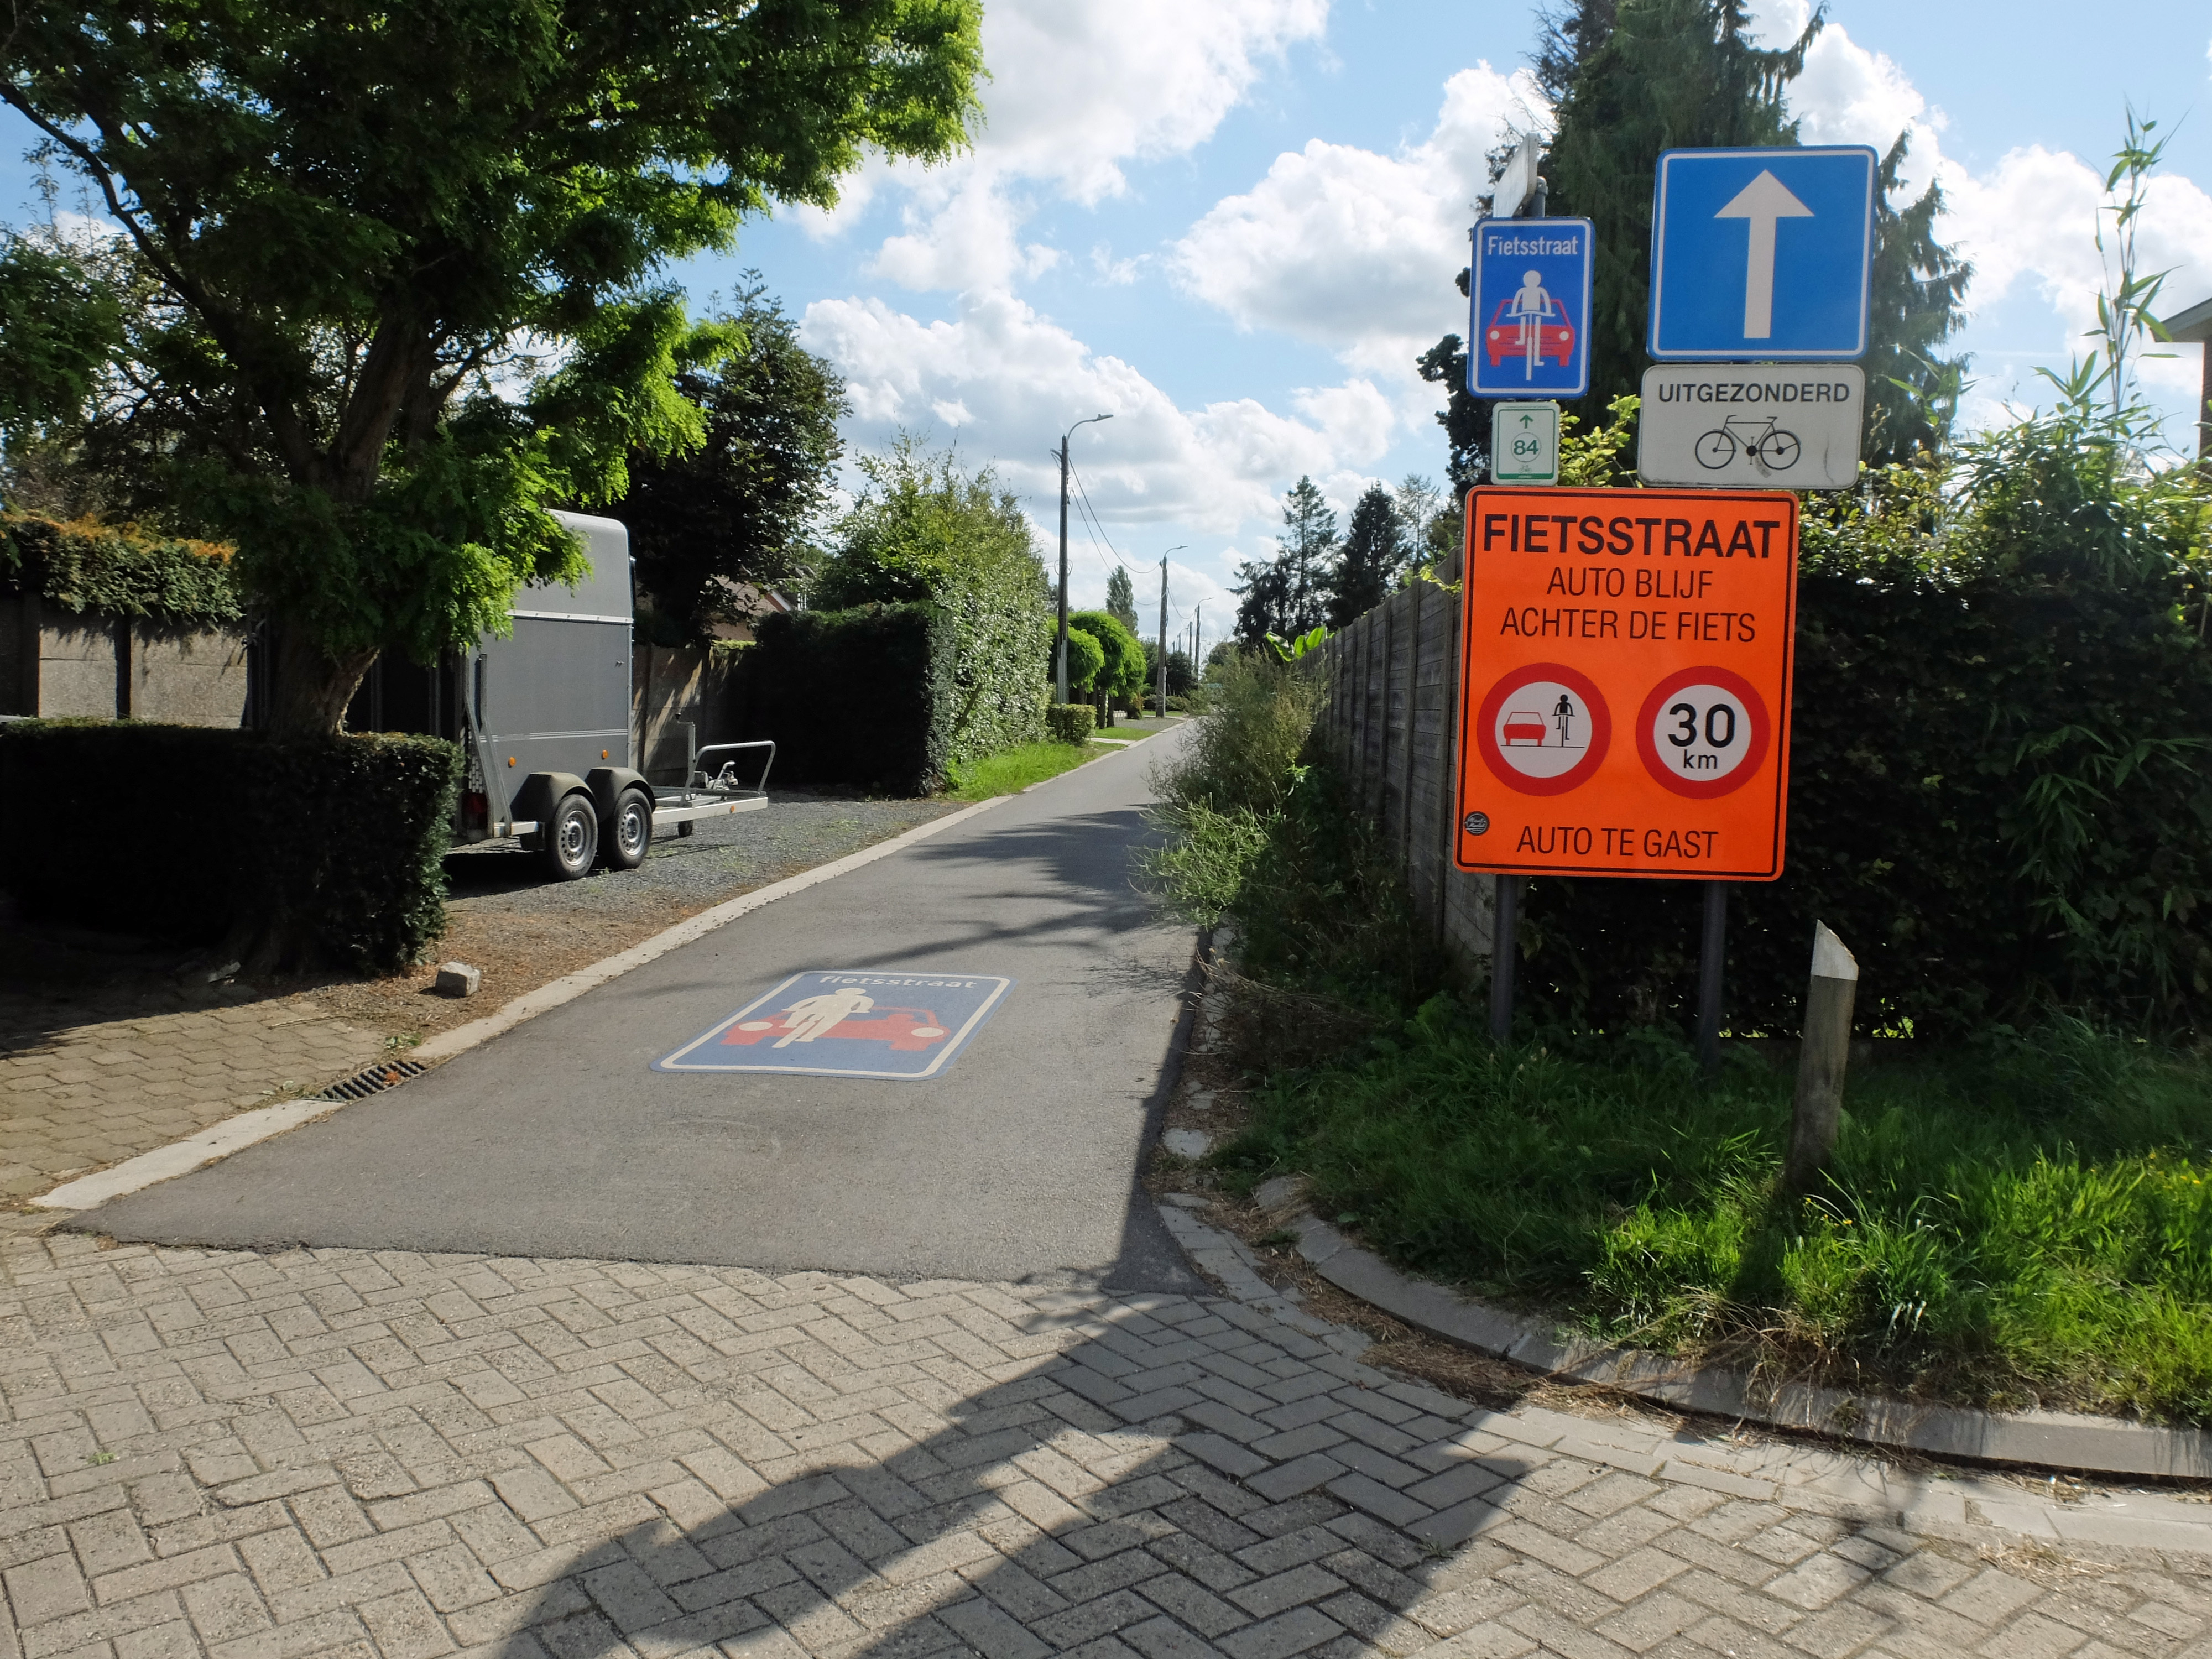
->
[[1491, 401, 1561, 486]]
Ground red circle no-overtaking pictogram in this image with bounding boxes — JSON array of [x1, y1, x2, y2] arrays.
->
[[1476, 662, 1611, 796]]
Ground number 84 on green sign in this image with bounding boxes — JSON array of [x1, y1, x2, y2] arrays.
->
[[1489, 401, 1559, 485]]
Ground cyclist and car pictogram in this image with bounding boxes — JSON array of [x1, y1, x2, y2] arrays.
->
[[656, 971, 1014, 1079]]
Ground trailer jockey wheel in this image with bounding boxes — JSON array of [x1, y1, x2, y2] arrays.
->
[[602, 787, 654, 870], [541, 794, 598, 881]]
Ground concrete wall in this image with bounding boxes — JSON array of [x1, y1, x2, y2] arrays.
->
[[1317, 576, 1496, 969], [0, 595, 249, 725]]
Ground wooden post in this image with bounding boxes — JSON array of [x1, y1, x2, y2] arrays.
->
[[1786, 922, 1859, 1191], [1401, 581, 1422, 870]]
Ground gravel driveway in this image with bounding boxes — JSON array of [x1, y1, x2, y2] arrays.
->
[[442, 788, 962, 919], [306, 787, 964, 1046]]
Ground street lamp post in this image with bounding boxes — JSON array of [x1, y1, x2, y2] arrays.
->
[[1056, 414, 1113, 704]]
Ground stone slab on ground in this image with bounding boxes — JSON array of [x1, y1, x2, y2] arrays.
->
[[4, 1233, 2206, 1659]]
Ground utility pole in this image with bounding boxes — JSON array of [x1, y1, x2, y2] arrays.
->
[[1158, 559, 1168, 717], [1055, 414, 1113, 703], [1156, 546, 1184, 718]]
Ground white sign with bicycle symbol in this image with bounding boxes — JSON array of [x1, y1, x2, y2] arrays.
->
[[1636, 363, 1864, 490]]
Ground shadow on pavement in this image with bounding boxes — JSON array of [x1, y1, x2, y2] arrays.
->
[[448, 1269, 1542, 1659]]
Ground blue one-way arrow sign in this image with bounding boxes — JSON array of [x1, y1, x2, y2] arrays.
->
[[1648, 146, 1877, 361]]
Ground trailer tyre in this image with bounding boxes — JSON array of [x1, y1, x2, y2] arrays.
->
[[540, 793, 598, 881], [602, 787, 654, 870]]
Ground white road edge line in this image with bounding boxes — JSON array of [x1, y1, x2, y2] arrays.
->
[[35, 796, 1005, 1212]]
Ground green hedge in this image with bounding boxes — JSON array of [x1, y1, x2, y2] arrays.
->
[[1516, 432, 2212, 1037], [731, 604, 957, 794], [1, 511, 242, 626], [1044, 703, 1095, 744], [0, 721, 460, 973]]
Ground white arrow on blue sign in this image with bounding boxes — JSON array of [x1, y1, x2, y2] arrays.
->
[[1647, 146, 1877, 361], [1468, 217, 1595, 398]]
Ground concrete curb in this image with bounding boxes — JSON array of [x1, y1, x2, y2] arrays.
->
[[34, 796, 1003, 1211], [1273, 1198, 2212, 1483], [1152, 1194, 2212, 1554]]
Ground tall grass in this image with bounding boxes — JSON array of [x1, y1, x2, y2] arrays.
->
[[1214, 1006, 2212, 1423], [1138, 654, 1446, 1013], [943, 739, 1109, 800]]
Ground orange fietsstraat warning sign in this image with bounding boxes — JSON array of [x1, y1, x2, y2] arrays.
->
[[1454, 486, 1798, 880]]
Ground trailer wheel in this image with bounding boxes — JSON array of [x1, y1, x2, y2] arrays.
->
[[540, 793, 598, 881], [602, 787, 654, 870]]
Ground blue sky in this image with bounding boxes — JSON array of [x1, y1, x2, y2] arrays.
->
[[5, 2, 2210, 650]]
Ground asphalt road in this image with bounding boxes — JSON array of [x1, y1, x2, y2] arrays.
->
[[77, 733, 1204, 1291]]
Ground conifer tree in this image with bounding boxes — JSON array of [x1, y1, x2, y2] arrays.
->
[[1233, 476, 1337, 646], [1416, 0, 1971, 474], [1863, 133, 1972, 463], [1326, 486, 1407, 627], [1105, 565, 1139, 635], [1546, 0, 1817, 412]]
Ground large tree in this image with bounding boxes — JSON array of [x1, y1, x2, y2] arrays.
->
[[1417, 0, 1970, 482], [0, 231, 122, 467], [1326, 485, 1406, 627], [1546, 0, 1817, 413], [813, 438, 1052, 759], [1863, 134, 1973, 463], [1105, 565, 1139, 637], [614, 281, 847, 643], [3, 0, 982, 731]]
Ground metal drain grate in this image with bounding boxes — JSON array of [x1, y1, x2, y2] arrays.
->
[[314, 1057, 426, 1102]]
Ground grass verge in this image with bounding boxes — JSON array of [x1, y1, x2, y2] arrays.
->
[[944, 739, 1114, 800], [1211, 1005, 2212, 1426]]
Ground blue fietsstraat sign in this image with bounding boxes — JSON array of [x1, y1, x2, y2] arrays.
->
[[1647, 146, 1877, 361], [1468, 217, 1595, 399], [655, 971, 1014, 1080]]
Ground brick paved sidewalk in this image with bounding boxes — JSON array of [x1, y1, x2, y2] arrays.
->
[[4, 1234, 2208, 1659], [0, 998, 385, 1203]]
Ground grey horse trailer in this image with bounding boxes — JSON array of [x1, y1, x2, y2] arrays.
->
[[341, 511, 769, 879]]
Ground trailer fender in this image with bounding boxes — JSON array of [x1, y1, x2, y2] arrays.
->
[[510, 771, 592, 834], [585, 766, 649, 821]]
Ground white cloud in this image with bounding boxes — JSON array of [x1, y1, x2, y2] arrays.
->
[[798, 290, 1392, 538], [1090, 245, 1146, 286], [1170, 64, 1540, 377], [869, 173, 1064, 291], [971, 0, 1328, 205], [802, 0, 1328, 294]]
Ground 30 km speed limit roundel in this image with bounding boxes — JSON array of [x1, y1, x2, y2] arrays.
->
[[1635, 666, 1771, 799], [1453, 486, 1798, 881]]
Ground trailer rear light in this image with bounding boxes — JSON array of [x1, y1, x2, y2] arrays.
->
[[463, 791, 488, 836]]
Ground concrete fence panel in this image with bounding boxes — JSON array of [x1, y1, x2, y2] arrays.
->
[[1317, 581, 1495, 970]]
